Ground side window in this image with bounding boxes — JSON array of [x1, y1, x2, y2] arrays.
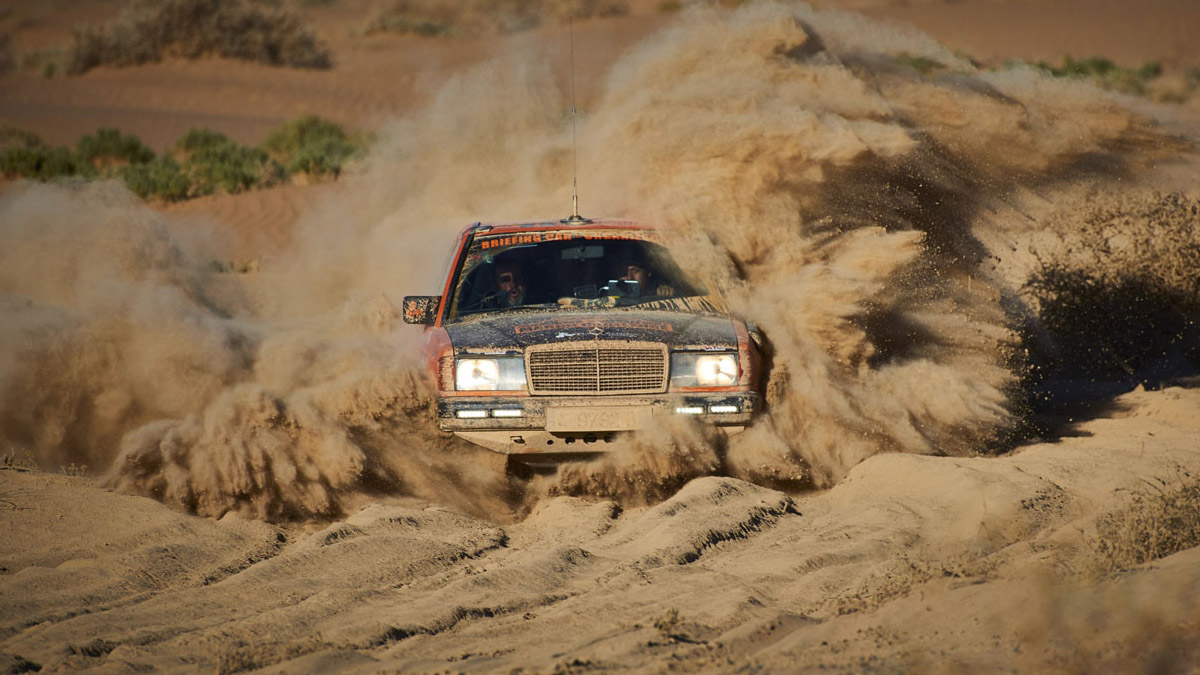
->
[[456, 259, 496, 313]]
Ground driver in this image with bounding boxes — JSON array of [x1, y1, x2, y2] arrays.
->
[[616, 259, 674, 297], [495, 262, 527, 307]]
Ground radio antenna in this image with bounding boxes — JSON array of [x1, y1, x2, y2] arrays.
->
[[562, 16, 590, 224]]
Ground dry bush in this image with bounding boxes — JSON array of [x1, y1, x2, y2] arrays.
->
[[1024, 192, 1200, 379], [1092, 470, 1200, 576], [67, 0, 331, 75], [365, 0, 628, 37]]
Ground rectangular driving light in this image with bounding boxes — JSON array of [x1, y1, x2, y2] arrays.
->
[[675, 406, 705, 415], [491, 409, 524, 418], [456, 410, 488, 419], [709, 405, 740, 414]]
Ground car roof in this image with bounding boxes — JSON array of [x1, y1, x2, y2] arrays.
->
[[462, 217, 654, 237]]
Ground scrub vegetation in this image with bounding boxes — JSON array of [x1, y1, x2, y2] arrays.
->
[[1092, 469, 1200, 575], [262, 115, 366, 179], [0, 117, 366, 202], [1017, 55, 1198, 102], [1023, 192, 1200, 380], [65, 0, 331, 75], [364, 0, 629, 37]]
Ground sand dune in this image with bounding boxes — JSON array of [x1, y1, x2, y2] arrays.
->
[[3, 386, 1198, 671]]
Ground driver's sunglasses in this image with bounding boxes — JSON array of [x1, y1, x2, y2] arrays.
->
[[498, 272, 515, 285]]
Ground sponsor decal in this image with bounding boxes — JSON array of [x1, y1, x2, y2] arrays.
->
[[478, 229, 662, 251], [514, 318, 675, 335]]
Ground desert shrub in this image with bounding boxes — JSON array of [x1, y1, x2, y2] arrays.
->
[[365, 0, 627, 37], [0, 125, 46, 152], [173, 128, 284, 195], [2, 118, 368, 198], [13, 46, 65, 78], [1093, 471, 1200, 575], [0, 145, 87, 181], [120, 157, 191, 201], [894, 53, 945, 75], [2, 447, 39, 472], [66, 0, 332, 75], [0, 126, 86, 180], [364, 0, 476, 37], [1024, 192, 1200, 379], [1032, 56, 1165, 96], [76, 127, 155, 169], [262, 115, 360, 178]]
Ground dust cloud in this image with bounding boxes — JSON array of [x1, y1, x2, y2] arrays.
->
[[0, 2, 1190, 519]]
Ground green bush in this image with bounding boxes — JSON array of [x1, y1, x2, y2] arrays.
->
[[0, 145, 87, 181], [174, 128, 284, 195], [0, 126, 87, 180], [894, 53, 946, 75], [120, 157, 191, 202], [1, 118, 369, 199], [184, 138, 283, 195], [365, 0, 628, 38], [67, 0, 332, 75], [1032, 56, 1165, 96], [262, 115, 360, 178], [76, 127, 155, 169]]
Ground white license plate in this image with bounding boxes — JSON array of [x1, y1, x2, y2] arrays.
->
[[545, 406, 651, 432]]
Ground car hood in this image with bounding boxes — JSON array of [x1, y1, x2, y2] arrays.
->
[[445, 309, 740, 353]]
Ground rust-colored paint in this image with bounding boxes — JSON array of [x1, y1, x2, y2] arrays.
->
[[434, 229, 472, 328], [733, 321, 761, 390], [672, 385, 751, 393], [422, 327, 453, 391]]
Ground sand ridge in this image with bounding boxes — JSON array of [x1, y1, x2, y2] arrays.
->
[[2, 386, 1198, 671]]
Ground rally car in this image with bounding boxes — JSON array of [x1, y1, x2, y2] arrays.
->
[[403, 217, 761, 461]]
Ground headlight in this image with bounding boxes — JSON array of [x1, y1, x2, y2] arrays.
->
[[670, 352, 739, 387], [455, 357, 527, 391]]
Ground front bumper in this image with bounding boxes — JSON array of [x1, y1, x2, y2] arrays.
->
[[438, 391, 759, 454]]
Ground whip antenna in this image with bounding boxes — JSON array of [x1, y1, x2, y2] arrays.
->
[[562, 16, 590, 224]]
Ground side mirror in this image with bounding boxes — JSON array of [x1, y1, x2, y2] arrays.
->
[[402, 296, 441, 325]]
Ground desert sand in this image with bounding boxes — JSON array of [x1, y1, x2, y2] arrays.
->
[[2, 0, 1200, 673]]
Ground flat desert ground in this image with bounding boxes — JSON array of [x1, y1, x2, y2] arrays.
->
[[2, 1, 1200, 672]]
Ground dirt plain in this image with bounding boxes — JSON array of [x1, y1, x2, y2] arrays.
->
[[2, 0, 1200, 673]]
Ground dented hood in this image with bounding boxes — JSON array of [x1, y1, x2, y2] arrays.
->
[[445, 309, 739, 353]]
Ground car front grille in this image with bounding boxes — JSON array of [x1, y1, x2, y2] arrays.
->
[[527, 341, 668, 395]]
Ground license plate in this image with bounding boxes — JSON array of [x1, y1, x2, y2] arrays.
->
[[545, 406, 651, 432]]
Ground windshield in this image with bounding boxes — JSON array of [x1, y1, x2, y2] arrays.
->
[[446, 228, 721, 322]]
